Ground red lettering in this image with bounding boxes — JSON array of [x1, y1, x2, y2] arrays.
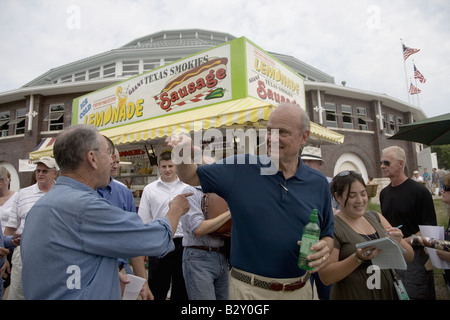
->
[[157, 63, 228, 112], [216, 68, 226, 80], [196, 78, 206, 90], [206, 70, 218, 88], [256, 80, 297, 106], [159, 92, 172, 110], [273, 91, 280, 103], [170, 91, 179, 103], [257, 80, 267, 99], [178, 86, 188, 98], [188, 82, 197, 94]]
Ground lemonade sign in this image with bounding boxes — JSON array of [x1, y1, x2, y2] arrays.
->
[[73, 44, 232, 130], [246, 41, 305, 109]]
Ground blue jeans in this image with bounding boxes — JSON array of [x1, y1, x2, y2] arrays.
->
[[182, 247, 229, 300]]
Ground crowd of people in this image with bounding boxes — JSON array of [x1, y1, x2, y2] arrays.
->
[[411, 167, 449, 196], [0, 102, 449, 300]]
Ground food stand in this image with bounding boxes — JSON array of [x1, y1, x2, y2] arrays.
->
[[30, 37, 344, 206]]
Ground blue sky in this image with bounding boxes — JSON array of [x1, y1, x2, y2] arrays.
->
[[1, 0, 449, 117]]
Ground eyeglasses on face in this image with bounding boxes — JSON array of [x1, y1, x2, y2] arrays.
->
[[35, 169, 54, 174], [337, 170, 361, 177], [443, 185, 450, 192], [379, 160, 391, 166]]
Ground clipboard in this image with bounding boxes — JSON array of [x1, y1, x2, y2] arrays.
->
[[356, 237, 407, 270]]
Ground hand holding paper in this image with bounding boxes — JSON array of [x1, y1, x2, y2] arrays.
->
[[356, 237, 407, 270], [417, 225, 450, 269]]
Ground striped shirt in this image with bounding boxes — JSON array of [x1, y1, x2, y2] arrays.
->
[[181, 185, 224, 248], [6, 183, 48, 233]]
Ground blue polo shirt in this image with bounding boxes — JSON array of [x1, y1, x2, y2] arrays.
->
[[197, 154, 334, 278]]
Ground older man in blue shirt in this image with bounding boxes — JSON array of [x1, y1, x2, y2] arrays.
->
[[168, 103, 334, 300], [21, 125, 191, 300]]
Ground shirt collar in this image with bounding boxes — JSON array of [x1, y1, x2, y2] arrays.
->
[[270, 156, 305, 181], [56, 176, 97, 194], [156, 176, 181, 186]]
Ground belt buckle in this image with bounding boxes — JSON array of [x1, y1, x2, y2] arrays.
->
[[283, 271, 309, 291], [282, 282, 292, 291]]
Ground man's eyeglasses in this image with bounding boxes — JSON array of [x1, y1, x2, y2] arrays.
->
[[443, 185, 450, 192], [337, 170, 361, 177], [379, 160, 391, 166], [35, 169, 53, 174]]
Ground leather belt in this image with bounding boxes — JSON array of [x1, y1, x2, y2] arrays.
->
[[231, 268, 310, 292], [188, 246, 222, 252]]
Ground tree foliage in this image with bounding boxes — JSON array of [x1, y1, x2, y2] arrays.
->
[[431, 145, 450, 169]]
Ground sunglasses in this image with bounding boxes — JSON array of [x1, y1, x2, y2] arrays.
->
[[443, 185, 450, 192], [337, 170, 361, 177], [379, 160, 391, 166]]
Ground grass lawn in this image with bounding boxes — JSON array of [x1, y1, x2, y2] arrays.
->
[[367, 199, 449, 300]]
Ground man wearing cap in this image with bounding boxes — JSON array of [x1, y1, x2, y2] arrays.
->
[[4, 156, 58, 300], [301, 146, 330, 181], [412, 170, 424, 182]]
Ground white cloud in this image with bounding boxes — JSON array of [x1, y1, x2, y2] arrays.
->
[[0, 0, 448, 117]]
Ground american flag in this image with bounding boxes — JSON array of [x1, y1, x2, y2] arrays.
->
[[409, 83, 421, 95], [414, 64, 426, 83], [403, 44, 420, 61]]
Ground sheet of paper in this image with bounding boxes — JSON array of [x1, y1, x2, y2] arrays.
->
[[356, 237, 407, 270], [419, 225, 450, 269]]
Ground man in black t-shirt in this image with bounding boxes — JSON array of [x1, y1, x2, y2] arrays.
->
[[380, 146, 437, 300]]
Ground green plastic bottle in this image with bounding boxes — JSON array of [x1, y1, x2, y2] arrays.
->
[[298, 209, 320, 271]]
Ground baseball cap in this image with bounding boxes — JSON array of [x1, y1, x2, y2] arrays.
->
[[35, 156, 59, 170]]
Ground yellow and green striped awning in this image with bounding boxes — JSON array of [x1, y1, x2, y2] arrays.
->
[[101, 97, 274, 145], [29, 97, 344, 160]]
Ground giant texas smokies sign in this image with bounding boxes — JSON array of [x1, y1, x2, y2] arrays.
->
[[72, 37, 305, 130]]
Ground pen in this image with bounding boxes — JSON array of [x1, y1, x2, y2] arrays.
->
[[387, 225, 403, 235]]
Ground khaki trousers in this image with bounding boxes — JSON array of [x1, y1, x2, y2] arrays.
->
[[7, 247, 25, 300], [229, 268, 317, 300]]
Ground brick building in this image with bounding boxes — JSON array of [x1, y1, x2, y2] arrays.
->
[[0, 29, 425, 191]]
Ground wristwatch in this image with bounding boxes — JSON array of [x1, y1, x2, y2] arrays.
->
[[353, 252, 364, 263]]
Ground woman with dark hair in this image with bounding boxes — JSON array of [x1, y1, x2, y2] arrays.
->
[[319, 171, 414, 299]]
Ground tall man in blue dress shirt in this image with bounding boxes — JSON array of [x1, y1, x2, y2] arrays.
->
[[167, 103, 334, 300], [96, 145, 137, 276], [20, 125, 191, 300]]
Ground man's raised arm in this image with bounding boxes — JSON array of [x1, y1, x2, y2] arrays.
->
[[166, 135, 201, 186]]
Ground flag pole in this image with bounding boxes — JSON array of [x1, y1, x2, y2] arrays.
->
[[401, 39, 411, 103], [412, 59, 421, 108], [409, 78, 415, 106]]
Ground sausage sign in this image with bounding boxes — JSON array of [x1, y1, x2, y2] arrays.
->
[[154, 57, 229, 112], [72, 37, 305, 131]]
